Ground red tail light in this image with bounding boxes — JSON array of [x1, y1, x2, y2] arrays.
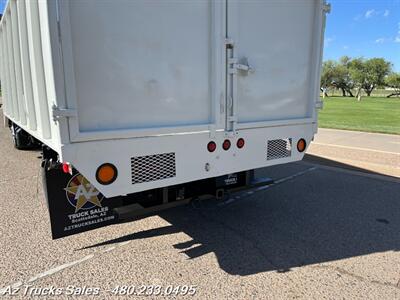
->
[[237, 138, 245, 149], [61, 162, 72, 174], [207, 141, 217, 152], [222, 139, 231, 151]]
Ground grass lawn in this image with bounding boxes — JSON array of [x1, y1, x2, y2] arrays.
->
[[318, 96, 400, 135]]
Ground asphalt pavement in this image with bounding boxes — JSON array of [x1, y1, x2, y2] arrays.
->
[[308, 128, 400, 177], [0, 121, 399, 299]]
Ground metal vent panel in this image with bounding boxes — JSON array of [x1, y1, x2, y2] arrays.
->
[[131, 152, 176, 184], [267, 138, 292, 160]]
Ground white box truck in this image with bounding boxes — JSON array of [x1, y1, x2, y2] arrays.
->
[[0, 0, 329, 238]]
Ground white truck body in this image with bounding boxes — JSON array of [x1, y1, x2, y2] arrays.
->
[[1, 0, 328, 198]]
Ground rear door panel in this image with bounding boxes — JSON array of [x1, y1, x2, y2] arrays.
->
[[58, 0, 225, 141], [227, 0, 320, 125]]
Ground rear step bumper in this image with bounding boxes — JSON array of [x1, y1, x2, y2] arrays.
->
[[43, 154, 273, 239], [114, 175, 274, 221]]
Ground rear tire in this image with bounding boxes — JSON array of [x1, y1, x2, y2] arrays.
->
[[10, 123, 39, 150]]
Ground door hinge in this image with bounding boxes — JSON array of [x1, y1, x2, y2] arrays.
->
[[228, 57, 254, 75], [227, 116, 237, 122], [52, 106, 77, 121]]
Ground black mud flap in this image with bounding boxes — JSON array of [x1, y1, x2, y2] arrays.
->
[[44, 168, 123, 239], [43, 159, 266, 239]]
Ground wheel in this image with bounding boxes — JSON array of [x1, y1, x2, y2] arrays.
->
[[10, 123, 36, 150]]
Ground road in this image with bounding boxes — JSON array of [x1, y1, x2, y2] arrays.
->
[[0, 122, 399, 299], [308, 128, 400, 177]]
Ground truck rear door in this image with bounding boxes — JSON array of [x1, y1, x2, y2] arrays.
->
[[57, 0, 225, 142], [225, 0, 324, 132], [58, 1, 324, 142]]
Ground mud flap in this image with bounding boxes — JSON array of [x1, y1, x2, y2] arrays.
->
[[44, 168, 123, 239], [43, 164, 261, 239]]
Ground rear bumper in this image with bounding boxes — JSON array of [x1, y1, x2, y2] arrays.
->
[[61, 123, 315, 198]]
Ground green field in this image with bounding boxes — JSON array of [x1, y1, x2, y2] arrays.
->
[[318, 97, 400, 135]]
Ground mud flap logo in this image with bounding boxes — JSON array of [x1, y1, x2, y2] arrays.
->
[[65, 174, 104, 213], [62, 174, 114, 233], [45, 169, 122, 239]]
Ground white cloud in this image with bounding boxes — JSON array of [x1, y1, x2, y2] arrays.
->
[[324, 37, 335, 47], [375, 38, 386, 44], [365, 9, 376, 18], [357, 9, 389, 20], [395, 22, 400, 43], [343, 45, 349, 50]]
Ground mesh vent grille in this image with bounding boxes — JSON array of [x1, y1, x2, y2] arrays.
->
[[267, 138, 292, 160], [131, 152, 176, 184]]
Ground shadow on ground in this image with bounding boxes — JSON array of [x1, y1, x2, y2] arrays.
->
[[81, 157, 400, 276]]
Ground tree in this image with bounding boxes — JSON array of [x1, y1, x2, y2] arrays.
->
[[335, 56, 355, 97], [330, 57, 354, 97], [349, 58, 392, 97], [320, 60, 335, 97], [321, 57, 393, 100], [363, 58, 392, 96], [348, 58, 365, 101], [320, 57, 354, 97], [385, 73, 400, 98]]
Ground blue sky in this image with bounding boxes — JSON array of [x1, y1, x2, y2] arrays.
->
[[0, 0, 399, 71], [324, 0, 400, 71], [0, 0, 5, 15]]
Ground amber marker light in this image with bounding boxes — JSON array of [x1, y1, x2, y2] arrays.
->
[[96, 163, 118, 185], [297, 139, 307, 152]]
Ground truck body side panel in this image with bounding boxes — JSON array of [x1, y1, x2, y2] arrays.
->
[[0, 0, 62, 152]]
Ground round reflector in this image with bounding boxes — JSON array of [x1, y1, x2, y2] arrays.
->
[[297, 139, 307, 152], [222, 139, 231, 151], [237, 138, 245, 149], [96, 163, 118, 185], [207, 141, 217, 152]]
